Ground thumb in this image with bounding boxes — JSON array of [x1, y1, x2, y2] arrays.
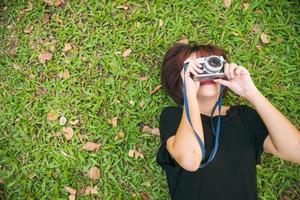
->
[[213, 79, 230, 87]]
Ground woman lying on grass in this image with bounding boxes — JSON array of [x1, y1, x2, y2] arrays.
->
[[156, 42, 300, 200]]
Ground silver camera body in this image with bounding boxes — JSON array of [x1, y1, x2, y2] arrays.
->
[[192, 55, 226, 81]]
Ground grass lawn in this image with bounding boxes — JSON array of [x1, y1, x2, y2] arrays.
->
[[0, 0, 299, 199]]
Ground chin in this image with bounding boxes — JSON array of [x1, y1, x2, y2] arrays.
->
[[197, 84, 220, 98]]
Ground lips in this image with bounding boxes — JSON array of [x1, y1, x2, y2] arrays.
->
[[200, 80, 215, 85]]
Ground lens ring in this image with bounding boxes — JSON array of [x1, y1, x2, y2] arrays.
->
[[204, 56, 223, 72]]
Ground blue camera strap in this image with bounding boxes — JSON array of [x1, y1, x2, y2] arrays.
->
[[183, 63, 225, 168]]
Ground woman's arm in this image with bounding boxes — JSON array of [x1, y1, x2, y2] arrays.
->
[[214, 62, 300, 164], [246, 89, 300, 164]]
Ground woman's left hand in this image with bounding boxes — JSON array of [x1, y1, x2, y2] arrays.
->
[[213, 63, 259, 98]]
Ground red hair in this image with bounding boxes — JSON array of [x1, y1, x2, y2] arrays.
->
[[161, 42, 229, 105]]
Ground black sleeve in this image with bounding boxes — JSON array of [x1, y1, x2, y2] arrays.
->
[[244, 105, 269, 165], [156, 106, 182, 172]]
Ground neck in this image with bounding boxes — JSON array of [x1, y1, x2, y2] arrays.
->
[[197, 95, 221, 116]]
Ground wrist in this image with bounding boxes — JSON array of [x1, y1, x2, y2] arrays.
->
[[245, 88, 262, 103]]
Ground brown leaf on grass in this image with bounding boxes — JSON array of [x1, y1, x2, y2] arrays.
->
[[63, 69, 70, 79], [83, 186, 98, 195], [139, 76, 148, 81], [23, 4, 32, 12], [63, 127, 74, 140], [24, 25, 33, 34], [128, 149, 144, 159], [260, 33, 270, 44], [28, 173, 37, 180], [44, 13, 52, 24], [139, 101, 145, 108], [65, 186, 76, 195], [128, 100, 134, 105], [122, 48, 132, 57], [47, 111, 60, 121], [223, 0, 231, 8], [38, 52, 53, 63], [69, 119, 79, 125], [114, 131, 125, 141], [63, 43, 73, 52], [150, 85, 162, 95], [88, 167, 100, 180], [82, 142, 101, 152], [141, 125, 160, 136], [68, 195, 75, 200], [60, 116, 67, 125], [159, 19, 164, 27], [108, 117, 118, 128], [141, 192, 150, 200], [178, 38, 189, 44], [117, 4, 129, 10], [256, 45, 262, 51], [242, 3, 249, 11], [252, 24, 260, 34], [44, 0, 53, 6], [55, 0, 62, 7]]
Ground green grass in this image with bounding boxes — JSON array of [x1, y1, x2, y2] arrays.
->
[[0, 0, 299, 199]]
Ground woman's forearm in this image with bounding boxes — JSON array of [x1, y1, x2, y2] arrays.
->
[[246, 89, 300, 161], [171, 95, 204, 171]]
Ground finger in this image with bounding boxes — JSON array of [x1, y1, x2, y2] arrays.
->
[[213, 79, 231, 87], [193, 65, 203, 74], [189, 68, 198, 77], [235, 67, 242, 76], [224, 63, 230, 79], [229, 63, 238, 79]]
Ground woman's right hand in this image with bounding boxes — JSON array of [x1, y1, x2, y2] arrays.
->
[[180, 58, 203, 97]]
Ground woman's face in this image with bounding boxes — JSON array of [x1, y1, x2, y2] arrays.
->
[[187, 52, 222, 99]]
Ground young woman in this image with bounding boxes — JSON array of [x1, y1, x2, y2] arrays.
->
[[156, 42, 300, 200]]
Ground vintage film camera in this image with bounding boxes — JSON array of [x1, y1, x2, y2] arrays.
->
[[192, 55, 226, 81]]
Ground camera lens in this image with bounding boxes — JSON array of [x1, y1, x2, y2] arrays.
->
[[207, 57, 222, 68]]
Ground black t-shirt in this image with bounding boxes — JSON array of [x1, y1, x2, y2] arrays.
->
[[156, 104, 269, 200]]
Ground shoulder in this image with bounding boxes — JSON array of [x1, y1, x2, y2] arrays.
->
[[160, 106, 183, 119]]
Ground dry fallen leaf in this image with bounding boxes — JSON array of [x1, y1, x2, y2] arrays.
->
[[88, 167, 100, 180], [178, 38, 189, 44], [256, 45, 262, 51], [47, 111, 60, 121], [84, 186, 98, 195], [139, 101, 145, 108], [63, 69, 70, 79], [135, 22, 141, 28], [128, 100, 134, 105], [260, 32, 270, 44], [159, 19, 164, 27], [69, 119, 79, 125], [141, 192, 150, 200], [122, 48, 132, 57], [108, 117, 118, 128], [63, 127, 74, 140], [128, 149, 144, 159], [117, 5, 129, 10], [150, 85, 162, 95], [38, 52, 53, 64], [44, 13, 52, 24], [28, 173, 37, 180], [69, 195, 75, 200], [252, 24, 260, 34], [55, 0, 62, 7], [65, 186, 76, 195], [242, 3, 249, 11], [139, 76, 148, 81], [114, 130, 125, 141], [24, 25, 33, 34], [63, 43, 73, 52], [82, 142, 101, 152], [141, 125, 160, 136], [60, 116, 67, 125], [223, 0, 231, 8]]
